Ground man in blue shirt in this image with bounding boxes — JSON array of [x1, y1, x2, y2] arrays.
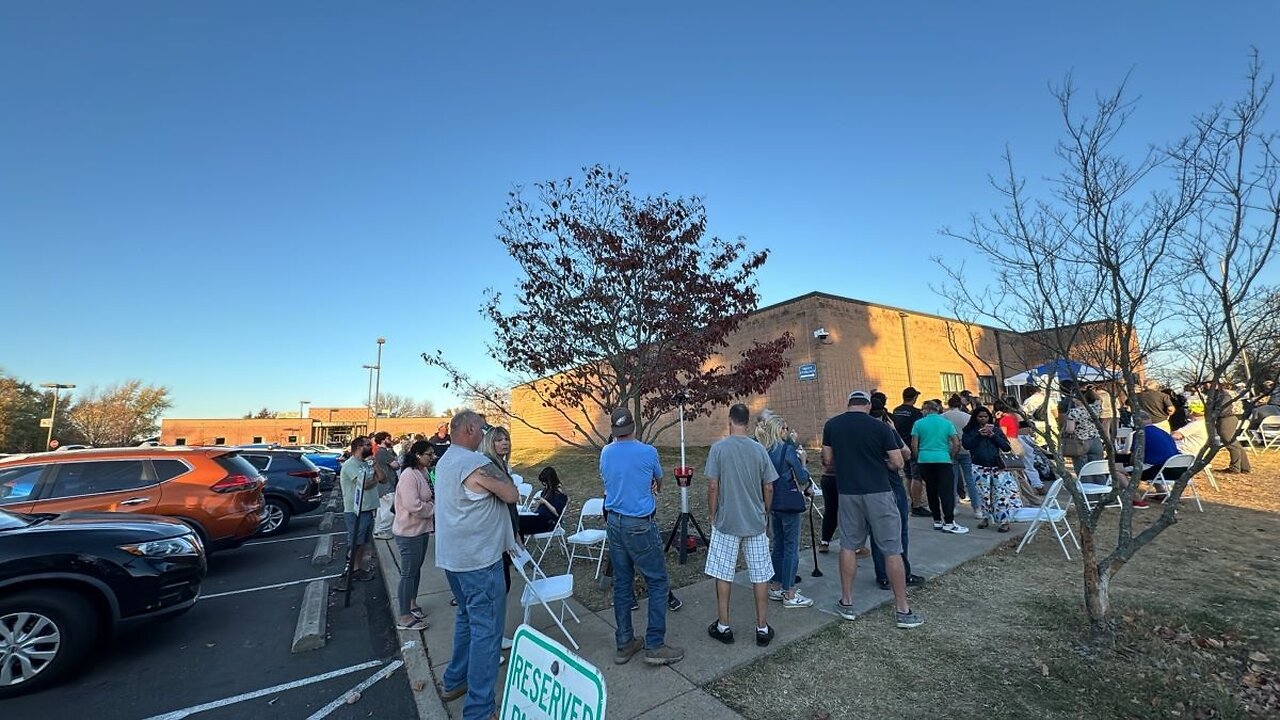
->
[[600, 407, 684, 668], [1139, 411, 1182, 493]]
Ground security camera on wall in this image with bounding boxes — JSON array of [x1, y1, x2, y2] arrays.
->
[[813, 327, 830, 341]]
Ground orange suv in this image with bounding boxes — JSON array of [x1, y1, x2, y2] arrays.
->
[[0, 447, 264, 552]]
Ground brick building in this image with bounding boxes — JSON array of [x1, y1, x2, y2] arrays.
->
[[509, 291, 1115, 450], [160, 407, 449, 447]]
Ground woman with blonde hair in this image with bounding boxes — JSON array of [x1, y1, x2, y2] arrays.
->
[[758, 414, 814, 608], [479, 426, 520, 594]]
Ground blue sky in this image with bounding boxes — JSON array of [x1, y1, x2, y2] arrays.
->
[[2, 2, 1277, 418]]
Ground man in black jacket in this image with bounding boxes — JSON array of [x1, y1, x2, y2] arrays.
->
[[891, 387, 929, 517]]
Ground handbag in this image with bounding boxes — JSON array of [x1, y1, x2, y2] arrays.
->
[[1059, 433, 1086, 457], [999, 451, 1026, 469]]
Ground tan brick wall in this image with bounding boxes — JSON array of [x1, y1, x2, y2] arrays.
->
[[508, 291, 1110, 451]]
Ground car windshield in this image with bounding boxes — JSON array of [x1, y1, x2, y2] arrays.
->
[[0, 508, 33, 531]]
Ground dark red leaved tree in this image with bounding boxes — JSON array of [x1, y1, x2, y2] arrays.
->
[[424, 165, 793, 447]]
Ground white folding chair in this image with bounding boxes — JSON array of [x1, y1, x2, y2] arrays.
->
[[1012, 477, 1080, 559], [524, 489, 543, 512], [516, 479, 533, 507], [1142, 454, 1202, 512], [1073, 460, 1113, 511], [509, 545, 581, 650], [527, 500, 569, 565], [1249, 416, 1280, 454], [566, 497, 608, 579], [1113, 427, 1134, 455]]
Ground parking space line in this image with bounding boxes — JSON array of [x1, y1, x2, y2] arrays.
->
[[201, 574, 341, 599], [305, 659, 405, 720], [244, 531, 341, 547], [140, 659, 383, 720]]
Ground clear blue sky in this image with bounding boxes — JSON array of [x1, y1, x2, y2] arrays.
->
[[2, 2, 1277, 418]]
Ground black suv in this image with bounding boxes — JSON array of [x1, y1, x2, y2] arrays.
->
[[237, 449, 323, 535], [0, 508, 206, 697]]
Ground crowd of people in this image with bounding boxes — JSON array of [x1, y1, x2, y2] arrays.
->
[[326, 375, 1277, 720]]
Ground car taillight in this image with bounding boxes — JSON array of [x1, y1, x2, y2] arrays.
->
[[288, 470, 320, 479], [212, 474, 258, 493]]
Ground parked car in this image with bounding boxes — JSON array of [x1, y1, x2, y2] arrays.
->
[[0, 447, 264, 552], [315, 466, 337, 493], [236, 449, 322, 536], [0, 508, 206, 697], [282, 445, 342, 473]]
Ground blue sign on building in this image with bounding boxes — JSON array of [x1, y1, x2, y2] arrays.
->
[[798, 363, 817, 381]]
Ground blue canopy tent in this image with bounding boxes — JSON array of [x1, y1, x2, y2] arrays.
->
[[1004, 359, 1117, 387]]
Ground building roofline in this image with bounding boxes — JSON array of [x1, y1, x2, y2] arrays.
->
[[754, 291, 1012, 334]]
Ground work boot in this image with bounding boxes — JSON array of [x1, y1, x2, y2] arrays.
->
[[643, 644, 685, 666]]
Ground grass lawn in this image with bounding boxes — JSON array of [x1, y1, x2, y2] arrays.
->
[[701, 452, 1280, 720]]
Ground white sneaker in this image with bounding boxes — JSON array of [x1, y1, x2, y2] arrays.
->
[[767, 588, 785, 601], [942, 523, 970, 535], [501, 637, 513, 650], [973, 508, 985, 520], [933, 521, 944, 531], [782, 592, 814, 608]]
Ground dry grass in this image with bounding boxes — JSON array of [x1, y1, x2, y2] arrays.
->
[[704, 451, 1280, 720]]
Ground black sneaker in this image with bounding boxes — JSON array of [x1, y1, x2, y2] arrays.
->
[[911, 507, 933, 518], [755, 625, 775, 647], [876, 578, 890, 590], [668, 594, 683, 612], [906, 574, 926, 587], [707, 621, 734, 644]]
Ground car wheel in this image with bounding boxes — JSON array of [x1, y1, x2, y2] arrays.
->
[[0, 590, 98, 698], [258, 498, 292, 536]]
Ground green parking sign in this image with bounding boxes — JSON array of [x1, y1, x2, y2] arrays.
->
[[501, 624, 607, 720]]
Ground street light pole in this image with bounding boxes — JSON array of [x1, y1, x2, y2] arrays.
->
[[40, 383, 76, 450], [363, 365, 377, 415], [373, 337, 385, 433]]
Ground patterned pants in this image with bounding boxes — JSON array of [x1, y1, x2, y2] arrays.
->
[[976, 466, 1023, 524]]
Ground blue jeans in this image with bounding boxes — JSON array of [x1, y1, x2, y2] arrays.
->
[[442, 559, 507, 720], [872, 480, 912, 583], [768, 511, 801, 592], [953, 454, 979, 512], [606, 513, 668, 650]]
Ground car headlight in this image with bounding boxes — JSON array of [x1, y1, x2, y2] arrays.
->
[[121, 534, 202, 557]]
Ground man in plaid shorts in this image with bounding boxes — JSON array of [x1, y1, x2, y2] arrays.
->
[[704, 403, 778, 646]]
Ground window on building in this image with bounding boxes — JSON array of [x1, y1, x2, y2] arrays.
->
[[287, 435, 298, 444], [252, 436, 263, 444], [978, 375, 998, 402], [175, 438, 186, 446], [214, 437, 226, 445], [940, 372, 965, 396]]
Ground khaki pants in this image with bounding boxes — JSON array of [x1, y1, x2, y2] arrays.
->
[[374, 493, 394, 536]]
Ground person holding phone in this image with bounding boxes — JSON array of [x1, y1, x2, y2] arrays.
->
[[962, 407, 1021, 532]]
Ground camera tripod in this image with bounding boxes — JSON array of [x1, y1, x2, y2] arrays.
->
[[663, 402, 708, 564]]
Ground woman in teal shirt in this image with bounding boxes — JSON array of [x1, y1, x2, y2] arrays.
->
[[912, 400, 968, 534]]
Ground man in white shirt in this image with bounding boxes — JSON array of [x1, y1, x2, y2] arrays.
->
[[1172, 401, 1209, 456]]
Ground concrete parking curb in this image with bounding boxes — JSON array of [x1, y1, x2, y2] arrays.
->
[[373, 539, 451, 720], [318, 511, 335, 532], [312, 534, 334, 566], [291, 578, 329, 653]]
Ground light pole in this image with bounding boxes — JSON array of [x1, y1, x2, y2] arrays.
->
[[363, 364, 378, 416], [40, 383, 76, 450], [373, 337, 385, 433]]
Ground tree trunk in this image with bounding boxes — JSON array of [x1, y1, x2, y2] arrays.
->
[[1080, 527, 1111, 635]]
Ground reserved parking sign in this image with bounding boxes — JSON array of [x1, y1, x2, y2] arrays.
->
[[501, 625, 607, 720]]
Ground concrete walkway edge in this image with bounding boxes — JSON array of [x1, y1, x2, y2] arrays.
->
[[374, 538, 452, 720]]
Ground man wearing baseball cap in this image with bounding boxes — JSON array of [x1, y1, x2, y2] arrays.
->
[[822, 390, 924, 628], [599, 407, 685, 667]]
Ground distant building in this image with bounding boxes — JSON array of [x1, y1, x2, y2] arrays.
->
[[160, 406, 449, 447], [510, 291, 1129, 450]]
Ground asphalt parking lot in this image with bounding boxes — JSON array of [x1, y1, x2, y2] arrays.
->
[[4, 502, 418, 720]]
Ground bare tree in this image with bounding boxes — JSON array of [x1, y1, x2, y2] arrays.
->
[[938, 55, 1279, 634], [66, 380, 173, 447], [377, 393, 437, 418]]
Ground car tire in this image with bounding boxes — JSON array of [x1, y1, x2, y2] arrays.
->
[[0, 589, 99, 699], [258, 497, 292, 536]]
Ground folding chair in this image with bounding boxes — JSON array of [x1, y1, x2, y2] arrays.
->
[[1249, 416, 1280, 455], [527, 500, 569, 565], [1113, 427, 1134, 456], [524, 489, 543, 512], [566, 497, 608, 579], [1073, 460, 1113, 511], [509, 545, 581, 649], [516, 480, 533, 507], [809, 474, 825, 519], [1012, 477, 1080, 559], [1142, 454, 1202, 512]]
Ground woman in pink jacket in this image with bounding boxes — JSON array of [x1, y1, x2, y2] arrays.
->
[[393, 440, 436, 630]]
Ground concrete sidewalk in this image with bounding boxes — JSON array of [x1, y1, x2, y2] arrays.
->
[[379, 511, 1028, 719]]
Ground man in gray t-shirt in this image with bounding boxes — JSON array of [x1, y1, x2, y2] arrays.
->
[[371, 431, 400, 540], [704, 404, 778, 646]]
